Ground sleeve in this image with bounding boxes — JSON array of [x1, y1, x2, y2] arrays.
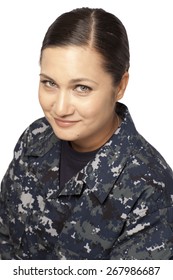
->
[[0, 160, 16, 259], [109, 194, 173, 260], [0, 128, 29, 259]]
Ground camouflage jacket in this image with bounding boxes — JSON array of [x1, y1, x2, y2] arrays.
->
[[0, 103, 173, 260]]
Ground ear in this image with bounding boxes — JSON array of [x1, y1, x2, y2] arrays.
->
[[116, 72, 129, 101]]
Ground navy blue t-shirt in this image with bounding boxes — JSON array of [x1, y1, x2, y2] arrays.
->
[[60, 141, 98, 188]]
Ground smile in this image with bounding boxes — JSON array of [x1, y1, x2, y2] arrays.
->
[[54, 118, 79, 128]]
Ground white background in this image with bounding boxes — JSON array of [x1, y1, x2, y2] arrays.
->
[[0, 0, 173, 181]]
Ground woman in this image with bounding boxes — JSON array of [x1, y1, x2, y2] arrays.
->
[[0, 7, 173, 260]]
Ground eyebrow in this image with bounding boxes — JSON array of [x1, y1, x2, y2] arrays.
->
[[39, 73, 98, 85], [39, 73, 56, 81]]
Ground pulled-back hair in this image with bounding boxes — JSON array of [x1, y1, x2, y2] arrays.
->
[[40, 7, 130, 85]]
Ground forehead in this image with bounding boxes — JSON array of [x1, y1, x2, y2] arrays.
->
[[40, 46, 107, 76], [41, 45, 103, 62], [40, 46, 115, 86]]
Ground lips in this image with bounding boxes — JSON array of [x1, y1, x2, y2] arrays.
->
[[54, 118, 79, 128]]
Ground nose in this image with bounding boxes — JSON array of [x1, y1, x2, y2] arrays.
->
[[53, 91, 74, 117]]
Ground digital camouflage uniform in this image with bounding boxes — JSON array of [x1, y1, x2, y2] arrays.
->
[[0, 102, 173, 260]]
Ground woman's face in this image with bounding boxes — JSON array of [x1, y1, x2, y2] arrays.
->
[[39, 46, 127, 152]]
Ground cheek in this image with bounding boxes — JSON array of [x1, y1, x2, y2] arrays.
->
[[79, 96, 114, 120], [39, 91, 52, 111], [77, 103, 98, 121]]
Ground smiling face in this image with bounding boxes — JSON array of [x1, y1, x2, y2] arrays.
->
[[39, 46, 128, 152]]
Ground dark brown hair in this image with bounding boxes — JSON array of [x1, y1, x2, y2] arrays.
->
[[40, 7, 130, 85]]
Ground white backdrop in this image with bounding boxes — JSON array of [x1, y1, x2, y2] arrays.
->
[[0, 0, 173, 181]]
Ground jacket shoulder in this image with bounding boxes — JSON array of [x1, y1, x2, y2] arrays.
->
[[26, 117, 52, 140], [14, 117, 58, 157]]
